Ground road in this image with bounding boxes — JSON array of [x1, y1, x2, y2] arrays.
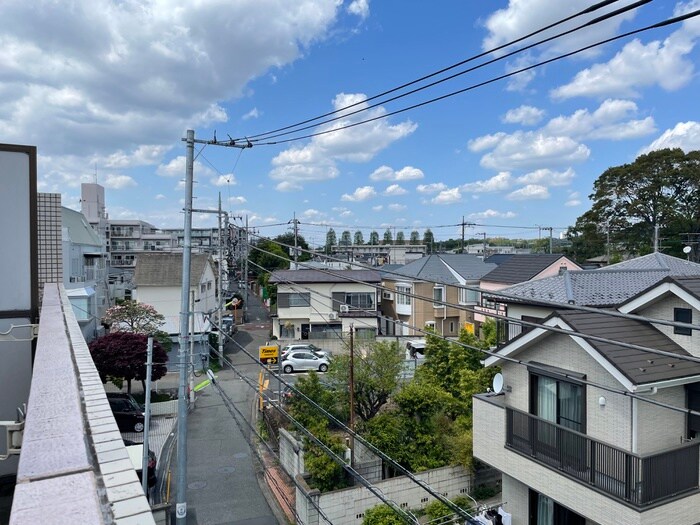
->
[[182, 291, 283, 525]]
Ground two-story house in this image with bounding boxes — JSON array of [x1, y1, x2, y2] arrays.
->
[[269, 269, 381, 341], [473, 275, 700, 525], [380, 254, 497, 337]]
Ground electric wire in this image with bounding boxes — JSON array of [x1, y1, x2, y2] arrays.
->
[[251, 8, 700, 146], [245, 0, 650, 144], [236, 0, 630, 142]]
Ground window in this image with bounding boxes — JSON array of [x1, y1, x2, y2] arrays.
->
[[449, 321, 455, 333], [433, 286, 445, 308], [201, 283, 206, 293], [396, 285, 411, 306], [344, 292, 374, 309], [528, 490, 584, 525], [280, 323, 295, 339], [289, 293, 311, 307], [207, 282, 212, 291], [530, 370, 585, 432], [458, 286, 479, 304], [674, 307, 692, 335]]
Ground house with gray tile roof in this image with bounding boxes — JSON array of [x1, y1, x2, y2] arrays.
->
[[269, 269, 381, 340], [474, 277, 700, 525], [380, 254, 496, 338]]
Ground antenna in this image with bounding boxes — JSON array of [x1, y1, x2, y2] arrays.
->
[[492, 373, 504, 394]]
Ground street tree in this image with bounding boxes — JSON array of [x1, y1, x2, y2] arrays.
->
[[409, 230, 420, 245], [103, 301, 165, 334], [325, 228, 337, 253], [340, 230, 352, 246], [565, 148, 700, 260], [423, 229, 435, 252], [353, 230, 364, 245], [89, 332, 168, 393], [248, 238, 289, 277], [383, 228, 393, 245], [369, 230, 379, 245], [395, 231, 405, 245], [274, 232, 311, 261]]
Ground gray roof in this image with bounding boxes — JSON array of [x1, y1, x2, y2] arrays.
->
[[493, 269, 673, 307], [385, 254, 496, 284], [556, 310, 700, 386], [134, 253, 212, 286], [483, 254, 515, 266], [481, 254, 574, 285], [606, 252, 700, 274], [672, 276, 700, 300], [269, 269, 381, 284], [61, 207, 101, 247]]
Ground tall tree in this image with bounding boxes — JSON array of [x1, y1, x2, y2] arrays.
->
[[248, 238, 289, 276], [369, 230, 380, 245], [274, 232, 311, 261], [325, 228, 337, 253], [103, 301, 165, 334], [340, 230, 352, 246], [395, 231, 405, 245], [423, 228, 435, 253], [409, 230, 420, 245], [382, 228, 393, 245], [89, 332, 168, 393], [353, 230, 364, 245], [566, 148, 700, 261]]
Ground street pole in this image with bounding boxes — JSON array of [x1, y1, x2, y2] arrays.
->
[[461, 216, 465, 254], [142, 337, 153, 497], [176, 129, 195, 524], [293, 212, 299, 267], [218, 194, 224, 366], [349, 323, 355, 468], [244, 215, 249, 323], [189, 289, 195, 404]]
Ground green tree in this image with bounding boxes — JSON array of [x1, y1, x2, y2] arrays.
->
[[369, 230, 379, 245], [89, 332, 168, 393], [325, 228, 337, 253], [362, 504, 407, 525], [103, 300, 165, 334], [423, 229, 434, 253], [354, 230, 364, 245], [326, 341, 404, 421], [340, 230, 352, 246], [565, 148, 700, 261], [395, 231, 405, 245], [383, 228, 393, 245], [248, 238, 289, 277], [410, 230, 420, 245], [274, 232, 311, 262]]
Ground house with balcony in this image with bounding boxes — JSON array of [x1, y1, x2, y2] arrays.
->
[[473, 275, 700, 525], [269, 269, 381, 341], [380, 254, 496, 337]]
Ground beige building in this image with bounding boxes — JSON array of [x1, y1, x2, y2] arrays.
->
[[473, 275, 700, 524]]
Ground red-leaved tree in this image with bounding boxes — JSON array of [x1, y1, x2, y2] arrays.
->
[[89, 332, 168, 394]]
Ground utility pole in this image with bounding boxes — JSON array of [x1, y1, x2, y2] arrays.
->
[[654, 224, 660, 253], [189, 289, 195, 404], [460, 217, 475, 254], [289, 213, 299, 267], [244, 215, 249, 323], [218, 194, 224, 365], [141, 337, 153, 498], [349, 323, 355, 468], [178, 129, 250, 525], [461, 216, 465, 254], [606, 222, 611, 264]]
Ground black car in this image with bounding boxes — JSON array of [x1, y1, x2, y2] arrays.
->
[[107, 393, 145, 433]]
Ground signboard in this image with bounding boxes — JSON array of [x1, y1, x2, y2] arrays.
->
[[259, 345, 279, 365]]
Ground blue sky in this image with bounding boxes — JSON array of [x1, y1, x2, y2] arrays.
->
[[3, 0, 700, 248]]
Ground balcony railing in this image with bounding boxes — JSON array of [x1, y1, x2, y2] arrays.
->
[[506, 407, 700, 507]]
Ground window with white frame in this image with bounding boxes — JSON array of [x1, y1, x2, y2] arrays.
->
[[396, 285, 411, 305], [433, 286, 445, 308], [345, 292, 374, 310], [289, 292, 311, 307]]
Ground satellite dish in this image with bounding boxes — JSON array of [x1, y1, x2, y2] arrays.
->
[[683, 246, 692, 254], [492, 373, 504, 394]]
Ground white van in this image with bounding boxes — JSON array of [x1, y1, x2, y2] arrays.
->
[[406, 339, 426, 359]]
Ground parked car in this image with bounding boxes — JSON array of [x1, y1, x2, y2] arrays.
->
[[281, 351, 330, 374], [106, 392, 145, 433], [220, 315, 237, 336], [280, 343, 331, 361], [124, 440, 157, 489], [405, 339, 426, 360]]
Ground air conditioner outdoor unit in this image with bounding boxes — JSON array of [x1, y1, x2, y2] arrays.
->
[[340, 304, 350, 313], [382, 291, 394, 300], [328, 312, 338, 320]]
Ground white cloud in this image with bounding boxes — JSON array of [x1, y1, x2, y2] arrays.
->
[[347, 0, 369, 18], [503, 105, 545, 126], [102, 173, 137, 189], [155, 194, 166, 200], [477, 131, 590, 171], [383, 184, 407, 196], [467, 209, 517, 220], [388, 203, 406, 211], [242, 107, 260, 120], [102, 144, 171, 168], [341, 185, 377, 202], [228, 196, 247, 205], [302, 208, 325, 219], [211, 174, 237, 187], [372, 205, 383, 211], [507, 184, 550, 201], [369, 165, 424, 181], [544, 99, 655, 140], [332, 207, 353, 217], [468, 132, 506, 152], [276, 180, 303, 192], [431, 188, 462, 205], [416, 182, 447, 194], [516, 168, 574, 187], [270, 93, 416, 189], [462, 172, 512, 193], [640, 121, 700, 154], [156, 156, 221, 181]]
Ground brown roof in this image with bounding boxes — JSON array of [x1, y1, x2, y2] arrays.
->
[[556, 310, 700, 386], [133, 253, 212, 286]]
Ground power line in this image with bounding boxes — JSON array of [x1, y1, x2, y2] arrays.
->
[[248, 8, 700, 147], [235, 0, 633, 142]]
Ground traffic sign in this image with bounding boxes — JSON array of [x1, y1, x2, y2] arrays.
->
[[259, 345, 279, 365]]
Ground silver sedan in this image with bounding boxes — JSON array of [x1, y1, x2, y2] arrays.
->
[[281, 351, 330, 374]]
